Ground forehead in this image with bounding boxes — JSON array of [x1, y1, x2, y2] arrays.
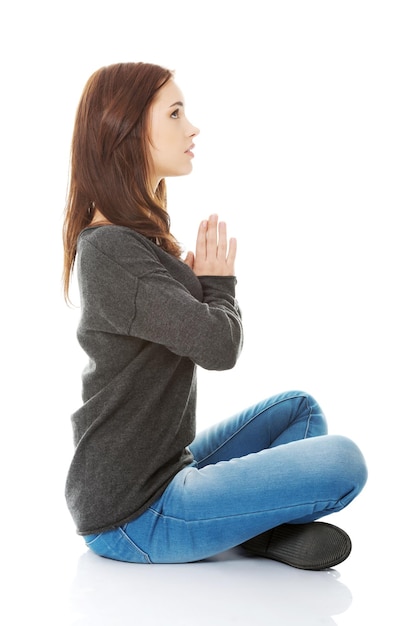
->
[[153, 79, 185, 108]]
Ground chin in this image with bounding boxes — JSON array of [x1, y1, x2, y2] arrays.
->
[[172, 166, 193, 178]]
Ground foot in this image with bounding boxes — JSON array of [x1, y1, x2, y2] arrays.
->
[[241, 522, 352, 570]]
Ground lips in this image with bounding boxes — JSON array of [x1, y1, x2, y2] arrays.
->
[[185, 143, 195, 154]]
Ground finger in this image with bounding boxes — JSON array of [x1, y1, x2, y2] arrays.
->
[[184, 251, 194, 269], [206, 214, 218, 258], [217, 221, 228, 259], [195, 220, 208, 259], [227, 237, 237, 268]]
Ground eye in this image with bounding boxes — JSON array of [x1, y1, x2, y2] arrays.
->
[[170, 108, 180, 119]]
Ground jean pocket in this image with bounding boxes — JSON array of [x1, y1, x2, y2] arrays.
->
[[84, 533, 102, 547], [85, 527, 151, 563]]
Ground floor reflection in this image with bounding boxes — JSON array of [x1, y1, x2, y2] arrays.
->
[[68, 548, 352, 625]]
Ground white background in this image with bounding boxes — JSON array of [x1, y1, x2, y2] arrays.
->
[[1, 1, 417, 623]]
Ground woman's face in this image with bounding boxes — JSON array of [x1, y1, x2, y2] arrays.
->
[[148, 79, 200, 188]]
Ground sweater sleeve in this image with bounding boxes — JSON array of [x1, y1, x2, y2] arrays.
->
[[78, 229, 243, 371], [131, 270, 243, 370]]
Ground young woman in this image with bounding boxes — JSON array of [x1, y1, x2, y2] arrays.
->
[[63, 62, 367, 569]]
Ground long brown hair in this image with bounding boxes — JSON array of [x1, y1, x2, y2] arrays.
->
[[62, 62, 183, 302]]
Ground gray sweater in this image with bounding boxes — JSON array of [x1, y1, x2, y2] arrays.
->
[[65, 225, 243, 535]]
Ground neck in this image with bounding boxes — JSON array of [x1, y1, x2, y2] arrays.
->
[[90, 209, 112, 226]]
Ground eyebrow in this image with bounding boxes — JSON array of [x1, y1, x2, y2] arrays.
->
[[169, 101, 184, 108]]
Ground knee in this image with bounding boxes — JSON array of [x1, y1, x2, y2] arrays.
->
[[328, 435, 368, 495]]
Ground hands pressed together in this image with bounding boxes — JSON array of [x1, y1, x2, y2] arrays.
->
[[184, 214, 237, 277]]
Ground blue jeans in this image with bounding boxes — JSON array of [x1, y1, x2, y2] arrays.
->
[[84, 390, 368, 563]]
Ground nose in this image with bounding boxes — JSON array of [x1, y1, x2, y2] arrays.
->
[[189, 123, 200, 137]]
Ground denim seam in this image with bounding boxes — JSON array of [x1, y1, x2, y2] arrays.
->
[[149, 497, 337, 523], [303, 395, 313, 439], [198, 392, 310, 465], [85, 533, 103, 547], [118, 527, 152, 563]]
